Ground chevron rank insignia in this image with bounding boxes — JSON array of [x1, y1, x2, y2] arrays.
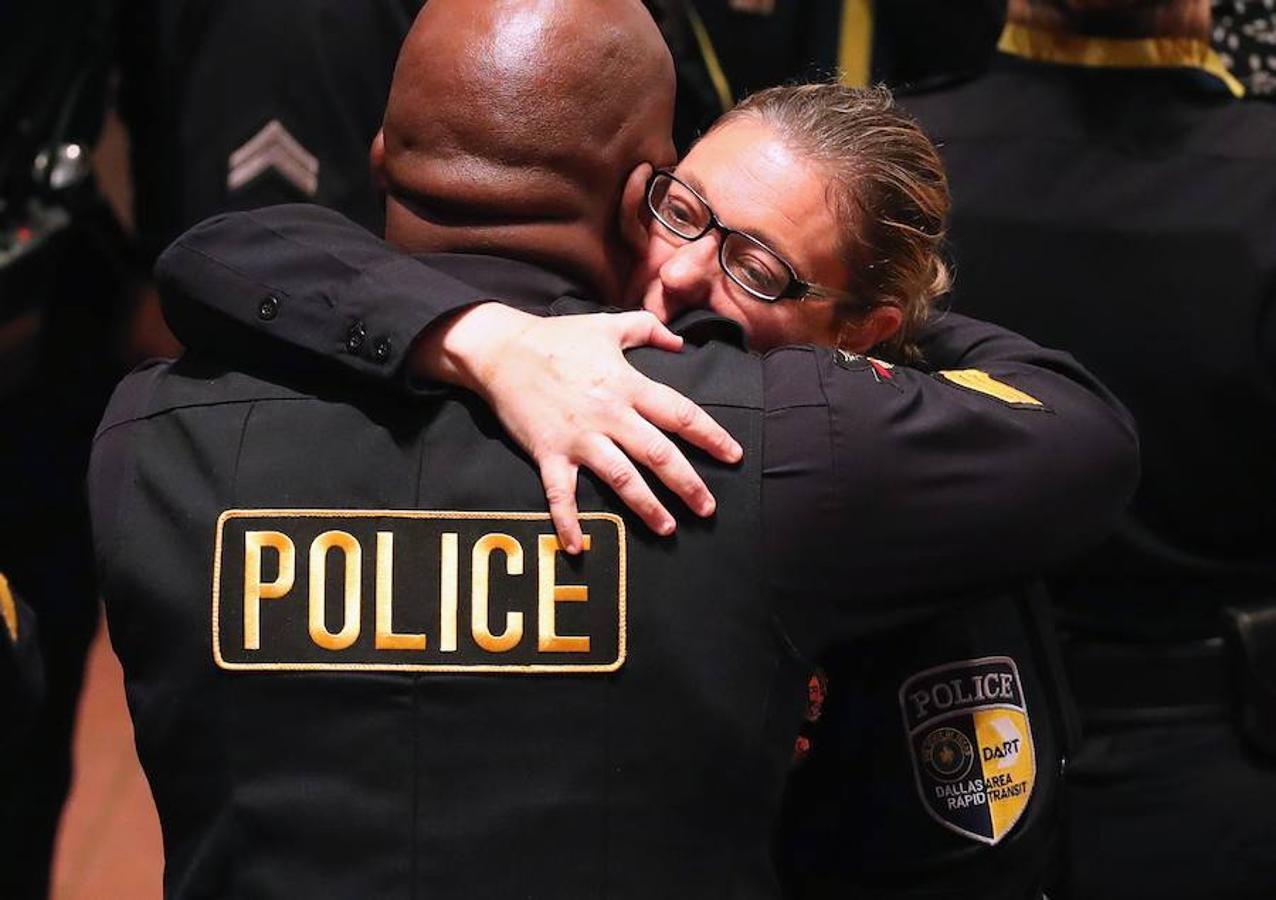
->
[[936, 369, 1045, 409], [227, 120, 319, 197], [900, 656, 1036, 845]]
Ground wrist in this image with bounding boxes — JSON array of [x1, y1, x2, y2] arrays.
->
[[409, 301, 532, 393]]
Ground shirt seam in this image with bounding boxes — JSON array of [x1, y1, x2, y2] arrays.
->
[[94, 396, 314, 438], [169, 240, 312, 307]]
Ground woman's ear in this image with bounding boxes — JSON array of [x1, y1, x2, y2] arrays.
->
[[618, 163, 654, 253], [839, 303, 903, 353]]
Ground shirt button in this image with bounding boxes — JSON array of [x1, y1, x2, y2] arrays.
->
[[257, 295, 279, 321], [346, 321, 367, 353], [373, 338, 392, 363]]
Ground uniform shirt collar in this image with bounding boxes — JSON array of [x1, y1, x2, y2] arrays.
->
[[998, 21, 1245, 98]]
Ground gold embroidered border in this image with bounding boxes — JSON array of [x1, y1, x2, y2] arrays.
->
[[211, 509, 627, 674]]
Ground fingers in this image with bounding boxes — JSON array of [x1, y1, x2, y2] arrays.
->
[[617, 413, 717, 518], [634, 380, 743, 464], [577, 434, 676, 537], [541, 460, 584, 555], [614, 310, 683, 353]]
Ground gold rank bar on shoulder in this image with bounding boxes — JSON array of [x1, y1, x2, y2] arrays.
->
[[212, 510, 627, 674]]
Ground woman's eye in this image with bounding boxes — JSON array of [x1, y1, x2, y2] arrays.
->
[[734, 256, 784, 292], [662, 199, 697, 226]]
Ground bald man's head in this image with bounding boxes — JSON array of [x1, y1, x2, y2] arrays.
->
[[374, 0, 677, 301]]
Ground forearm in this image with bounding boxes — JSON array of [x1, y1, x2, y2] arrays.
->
[[765, 333, 1139, 606], [155, 205, 491, 389]]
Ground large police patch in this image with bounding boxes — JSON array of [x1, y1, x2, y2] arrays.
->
[[899, 656, 1035, 845], [213, 510, 625, 674]]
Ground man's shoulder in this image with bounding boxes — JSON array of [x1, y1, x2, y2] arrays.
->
[[94, 356, 317, 440], [626, 309, 767, 411], [905, 63, 1276, 165]]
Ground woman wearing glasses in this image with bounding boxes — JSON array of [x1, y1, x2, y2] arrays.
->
[[633, 84, 944, 363]]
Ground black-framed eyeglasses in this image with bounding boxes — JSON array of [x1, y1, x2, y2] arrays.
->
[[645, 169, 856, 304]]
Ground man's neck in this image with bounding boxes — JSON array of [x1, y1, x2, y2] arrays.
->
[[383, 195, 619, 306]]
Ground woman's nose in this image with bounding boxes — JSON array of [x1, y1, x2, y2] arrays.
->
[[657, 236, 720, 315]]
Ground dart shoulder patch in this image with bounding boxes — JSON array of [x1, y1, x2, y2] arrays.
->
[[936, 369, 1047, 410], [899, 656, 1036, 845], [213, 510, 626, 675]]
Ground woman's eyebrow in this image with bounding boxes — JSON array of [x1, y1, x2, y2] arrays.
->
[[680, 171, 800, 264]]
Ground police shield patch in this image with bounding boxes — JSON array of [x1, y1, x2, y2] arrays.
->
[[899, 656, 1035, 845]]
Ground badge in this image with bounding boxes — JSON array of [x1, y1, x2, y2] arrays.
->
[[936, 369, 1045, 409], [899, 656, 1036, 845]]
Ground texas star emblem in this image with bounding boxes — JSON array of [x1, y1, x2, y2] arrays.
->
[[899, 656, 1036, 845]]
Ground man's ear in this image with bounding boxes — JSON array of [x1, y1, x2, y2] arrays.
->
[[618, 163, 653, 253], [840, 303, 904, 353], [370, 130, 387, 191]]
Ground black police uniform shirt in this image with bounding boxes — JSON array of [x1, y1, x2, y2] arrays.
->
[[903, 38, 1276, 639], [94, 219, 1135, 897]]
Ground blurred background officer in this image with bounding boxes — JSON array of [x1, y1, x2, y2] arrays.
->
[[117, 0, 419, 249], [0, 1, 141, 895], [902, 0, 1276, 896], [661, 0, 1008, 146], [116, 0, 1011, 255]]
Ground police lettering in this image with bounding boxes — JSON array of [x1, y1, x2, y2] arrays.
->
[[909, 672, 1016, 720], [242, 529, 590, 654]]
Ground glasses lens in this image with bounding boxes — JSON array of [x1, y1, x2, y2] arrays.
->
[[650, 174, 710, 239], [722, 232, 793, 300]]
